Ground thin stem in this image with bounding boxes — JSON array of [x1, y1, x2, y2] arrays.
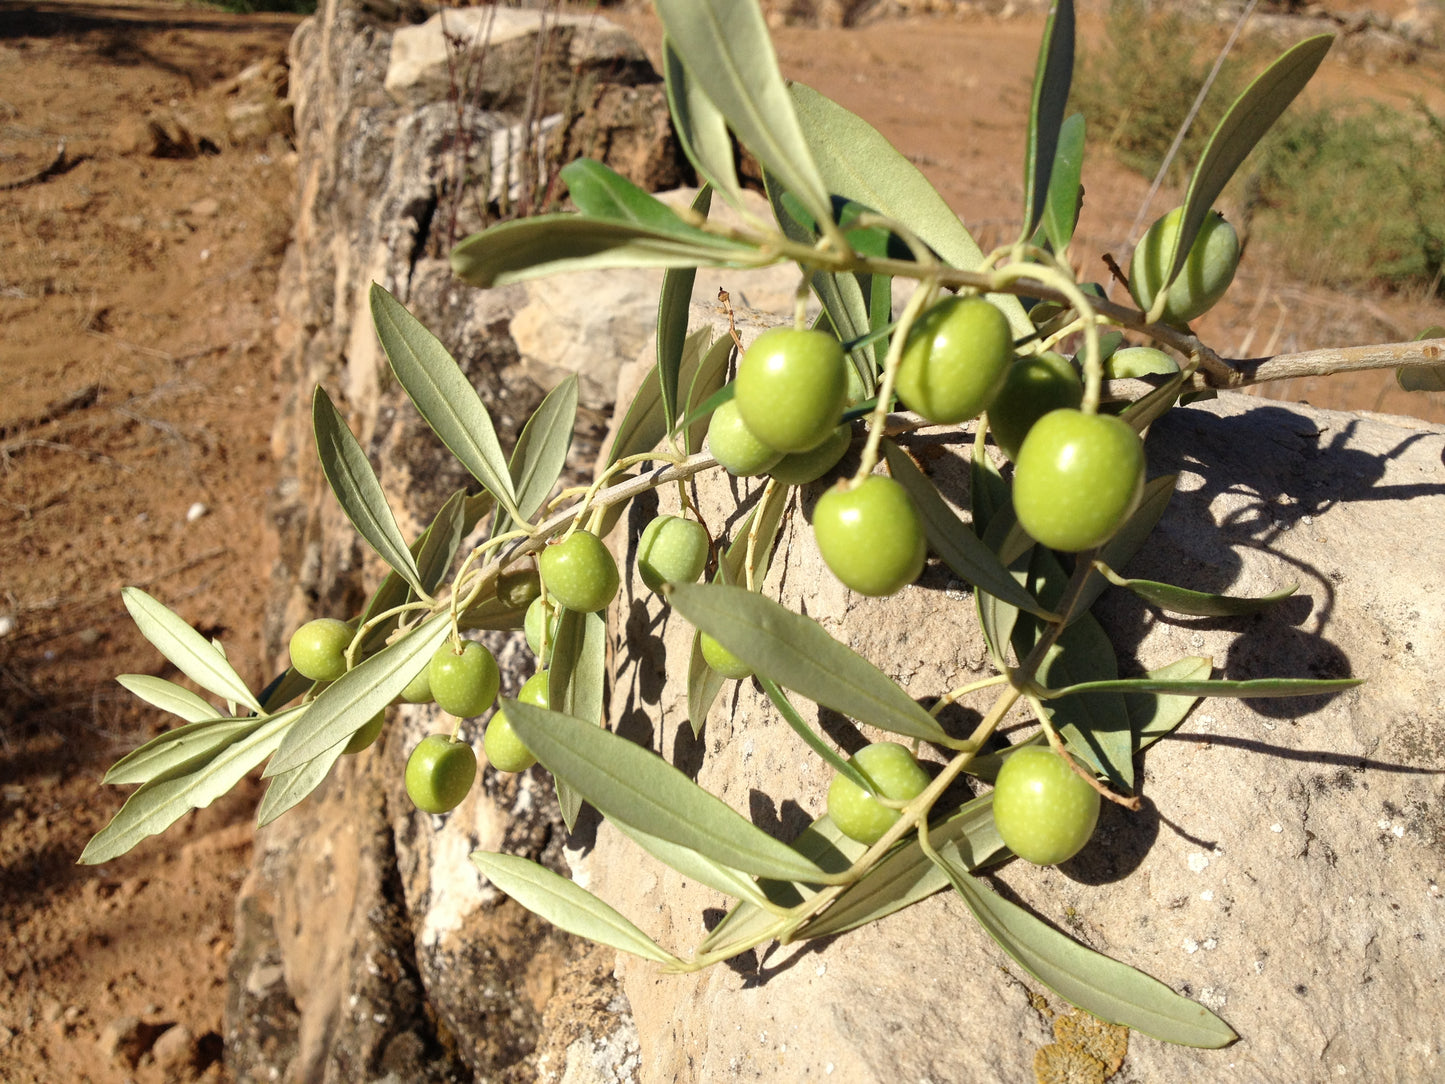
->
[[853, 280, 935, 482]]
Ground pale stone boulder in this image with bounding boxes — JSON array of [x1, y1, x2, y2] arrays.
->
[[576, 311, 1445, 1082]]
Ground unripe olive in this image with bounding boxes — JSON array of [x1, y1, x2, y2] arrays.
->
[[1128, 207, 1240, 323], [707, 399, 784, 477], [636, 515, 710, 593]]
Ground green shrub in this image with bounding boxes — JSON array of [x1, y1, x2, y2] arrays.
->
[[1249, 100, 1445, 294]]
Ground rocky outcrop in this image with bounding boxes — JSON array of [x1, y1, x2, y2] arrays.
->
[[589, 311, 1445, 1081]]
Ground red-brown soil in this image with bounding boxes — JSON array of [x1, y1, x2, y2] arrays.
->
[[1, 2, 1440, 1083]]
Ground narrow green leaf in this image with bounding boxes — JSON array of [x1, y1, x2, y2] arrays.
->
[[103, 715, 268, 786], [267, 613, 452, 775], [500, 374, 578, 535], [451, 213, 765, 289], [679, 330, 733, 455], [765, 171, 877, 396], [664, 39, 746, 208], [658, 190, 712, 435], [608, 364, 668, 468], [503, 701, 836, 884], [256, 740, 348, 826], [546, 608, 609, 830], [563, 158, 705, 235], [1129, 656, 1213, 748], [1112, 574, 1298, 617], [352, 489, 468, 658], [116, 674, 220, 725], [969, 423, 1011, 539], [80, 710, 299, 864], [758, 678, 873, 795], [941, 859, 1238, 1048], [1119, 372, 1185, 433], [787, 82, 1032, 337], [803, 794, 1006, 939], [685, 482, 790, 736], [1165, 35, 1333, 297], [668, 583, 948, 744], [413, 490, 468, 596], [1397, 363, 1445, 393], [1041, 113, 1086, 253], [472, 851, 682, 965], [975, 481, 1031, 674], [1014, 552, 1132, 790], [721, 477, 789, 591], [122, 588, 262, 715], [1072, 474, 1177, 617], [655, 0, 833, 229], [370, 284, 522, 520], [259, 668, 313, 714], [1045, 675, 1361, 699], [312, 386, 423, 593], [612, 819, 771, 909], [883, 442, 1054, 618], [686, 628, 729, 740], [1021, 0, 1076, 241]]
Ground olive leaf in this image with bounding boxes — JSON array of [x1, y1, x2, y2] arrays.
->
[[667, 582, 949, 745], [938, 857, 1238, 1048], [685, 482, 790, 737], [312, 385, 424, 595], [802, 794, 1007, 939], [116, 674, 221, 725], [656, 187, 714, 435], [607, 327, 719, 468], [612, 818, 772, 909], [883, 441, 1054, 618], [1162, 35, 1333, 301], [1043, 675, 1361, 700], [1013, 547, 1133, 791], [1040, 113, 1086, 253], [765, 170, 878, 397], [1097, 566, 1299, 618], [546, 607, 609, 830], [370, 283, 523, 522], [355, 488, 468, 657], [472, 850, 684, 966], [122, 588, 263, 716], [451, 211, 765, 290], [494, 374, 578, 538], [257, 740, 348, 826], [787, 82, 1032, 337], [654, 0, 834, 232], [1021, 0, 1076, 242], [1072, 474, 1177, 617], [1128, 656, 1213, 748], [103, 715, 269, 787], [663, 39, 746, 210], [80, 709, 300, 864], [678, 331, 734, 455], [267, 613, 452, 776], [502, 700, 839, 884]]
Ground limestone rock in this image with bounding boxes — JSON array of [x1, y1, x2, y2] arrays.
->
[[578, 305, 1445, 1082], [385, 7, 654, 112]]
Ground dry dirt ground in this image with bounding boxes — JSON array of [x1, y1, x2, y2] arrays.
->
[[0, 2, 1441, 1083]]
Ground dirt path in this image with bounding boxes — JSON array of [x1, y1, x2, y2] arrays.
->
[[1, 2, 299, 1080], [0, 2, 1441, 1083]]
